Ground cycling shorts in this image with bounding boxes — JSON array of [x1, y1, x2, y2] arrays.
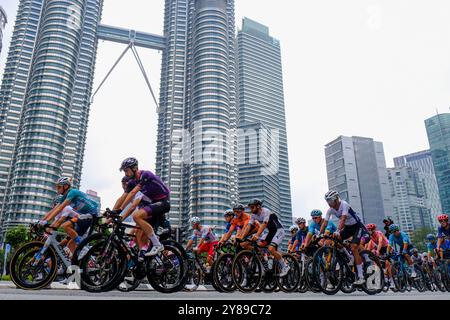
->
[[340, 223, 367, 244], [140, 198, 170, 221], [198, 241, 218, 257]]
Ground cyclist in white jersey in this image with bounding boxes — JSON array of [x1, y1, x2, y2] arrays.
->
[[186, 217, 219, 267], [320, 190, 368, 285]]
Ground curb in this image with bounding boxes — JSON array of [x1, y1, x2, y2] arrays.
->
[[0, 281, 213, 291]]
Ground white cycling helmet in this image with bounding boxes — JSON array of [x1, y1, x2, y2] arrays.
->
[[190, 217, 201, 225], [289, 225, 299, 232], [56, 177, 72, 187], [325, 190, 340, 201]]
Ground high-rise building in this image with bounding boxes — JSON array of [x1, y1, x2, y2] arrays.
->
[[425, 113, 450, 215], [0, 0, 104, 239], [325, 136, 393, 227], [156, 0, 238, 239], [0, 6, 7, 55], [394, 150, 442, 228], [236, 18, 292, 230], [387, 167, 433, 236], [86, 189, 101, 209]]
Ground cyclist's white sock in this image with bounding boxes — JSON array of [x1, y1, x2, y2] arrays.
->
[[356, 263, 364, 278], [149, 233, 161, 247]]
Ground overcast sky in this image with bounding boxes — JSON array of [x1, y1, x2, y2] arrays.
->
[[1, 0, 450, 219]]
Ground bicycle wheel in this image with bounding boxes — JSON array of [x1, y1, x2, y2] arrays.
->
[[212, 253, 236, 293], [9, 241, 58, 290], [276, 253, 300, 293], [260, 274, 278, 293], [312, 246, 343, 295], [71, 232, 105, 266], [305, 258, 321, 293], [146, 244, 186, 293], [391, 261, 406, 293], [232, 250, 262, 293], [184, 259, 201, 291], [433, 267, 447, 292], [411, 265, 427, 292], [360, 250, 384, 295], [341, 266, 356, 294], [78, 239, 127, 292]]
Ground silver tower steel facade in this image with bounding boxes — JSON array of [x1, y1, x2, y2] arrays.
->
[[237, 18, 292, 229], [156, 0, 238, 239], [0, 0, 104, 238], [0, 6, 7, 55]]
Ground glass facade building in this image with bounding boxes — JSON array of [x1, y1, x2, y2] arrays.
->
[[325, 136, 393, 227], [394, 150, 442, 229], [0, 0, 104, 239], [236, 18, 293, 231], [425, 113, 450, 215], [0, 6, 6, 55]]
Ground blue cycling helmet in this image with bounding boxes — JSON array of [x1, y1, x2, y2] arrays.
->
[[310, 210, 323, 217], [389, 224, 400, 232], [426, 234, 436, 241]]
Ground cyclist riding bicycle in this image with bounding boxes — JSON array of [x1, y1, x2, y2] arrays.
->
[[365, 223, 389, 256], [301, 210, 337, 251], [383, 216, 394, 238], [436, 214, 450, 259], [291, 217, 308, 253], [386, 224, 417, 278], [319, 190, 368, 285], [239, 199, 290, 277], [287, 225, 299, 253], [426, 234, 439, 263], [186, 217, 219, 268], [114, 157, 171, 257], [39, 177, 99, 253], [410, 248, 423, 265], [218, 204, 257, 249]]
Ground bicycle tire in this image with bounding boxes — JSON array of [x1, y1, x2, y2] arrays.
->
[[9, 241, 58, 290], [276, 253, 300, 293], [231, 250, 262, 293], [360, 250, 384, 295], [312, 246, 344, 295], [212, 253, 236, 293], [391, 261, 406, 292]]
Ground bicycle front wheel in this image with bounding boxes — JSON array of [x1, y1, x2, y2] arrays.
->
[[276, 253, 300, 293], [232, 250, 262, 293], [212, 253, 236, 293], [312, 246, 344, 295], [360, 250, 384, 295]]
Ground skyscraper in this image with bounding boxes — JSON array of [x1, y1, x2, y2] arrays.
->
[[0, 6, 7, 55], [387, 167, 433, 236], [394, 150, 442, 228], [325, 136, 393, 227], [156, 0, 238, 238], [0, 0, 104, 238], [236, 18, 292, 229], [425, 113, 450, 215]]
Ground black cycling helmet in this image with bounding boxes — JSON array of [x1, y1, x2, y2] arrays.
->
[[233, 203, 246, 211], [248, 199, 262, 207], [120, 157, 138, 171]]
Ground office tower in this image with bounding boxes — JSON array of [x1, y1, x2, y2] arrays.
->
[[0, 6, 6, 55], [325, 136, 393, 227], [394, 150, 442, 228], [237, 18, 292, 230], [85, 189, 101, 209], [0, 0, 104, 238], [425, 113, 450, 215], [156, 0, 238, 238], [387, 167, 433, 236]]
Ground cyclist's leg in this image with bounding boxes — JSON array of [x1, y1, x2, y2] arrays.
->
[[62, 219, 78, 252]]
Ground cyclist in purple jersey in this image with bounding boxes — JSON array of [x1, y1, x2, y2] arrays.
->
[[114, 157, 171, 257]]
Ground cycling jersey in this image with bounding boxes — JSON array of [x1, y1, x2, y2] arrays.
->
[[411, 254, 423, 265], [368, 230, 389, 248], [61, 189, 98, 215], [224, 222, 232, 233], [389, 231, 413, 252], [325, 200, 362, 226], [427, 242, 438, 256], [295, 227, 309, 244], [231, 213, 251, 229], [249, 208, 283, 230], [191, 225, 218, 244], [438, 225, 450, 239], [55, 206, 78, 221], [129, 170, 171, 202], [308, 219, 337, 235]]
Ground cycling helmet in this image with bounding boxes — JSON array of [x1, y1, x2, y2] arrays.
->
[[438, 214, 449, 222], [56, 177, 72, 187], [411, 248, 418, 254], [295, 217, 306, 224], [190, 217, 201, 225], [289, 225, 299, 232], [233, 203, 245, 211], [248, 199, 262, 207], [389, 224, 400, 232], [224, 209, 235, 217], [310, 210, 323, 217], [119, 157, 138, 171], [426, 234, 436, 241], [366, 223, 377, 230], [383, 216, 394, 223], [422, 252, 428, 258], [324, 190, 339, 201]]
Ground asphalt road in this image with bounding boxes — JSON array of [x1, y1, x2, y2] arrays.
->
[[0, 287, 448, 300]]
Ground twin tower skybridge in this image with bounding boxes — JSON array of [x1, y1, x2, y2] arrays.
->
[[93, 24, 166, 109]]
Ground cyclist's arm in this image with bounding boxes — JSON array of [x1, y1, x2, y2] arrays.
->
[[319, 220, 328, 235], [338, 215, 347, 232], [292, 239, 299, 251], [303, 232, 313, 247], [119, 185, 142, 211], [254, 222, 267, 239], [44, 199, 71, 222], [437, 237, 442, 250], [377, 236, 383, 253], [220, 224, 236, 243], [239, 222, 252, 240], [121, 197, 141, 221], [113, 192, 128, 210], [186, 239, 194, 250], [402, 242, 409, 253]]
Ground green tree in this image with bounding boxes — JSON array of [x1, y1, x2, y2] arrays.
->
[[5, 226, 29, 250], [411, 227, 434, 252]]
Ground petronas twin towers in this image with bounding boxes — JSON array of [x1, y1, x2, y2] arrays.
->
[[0, 0, 292, 241]]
